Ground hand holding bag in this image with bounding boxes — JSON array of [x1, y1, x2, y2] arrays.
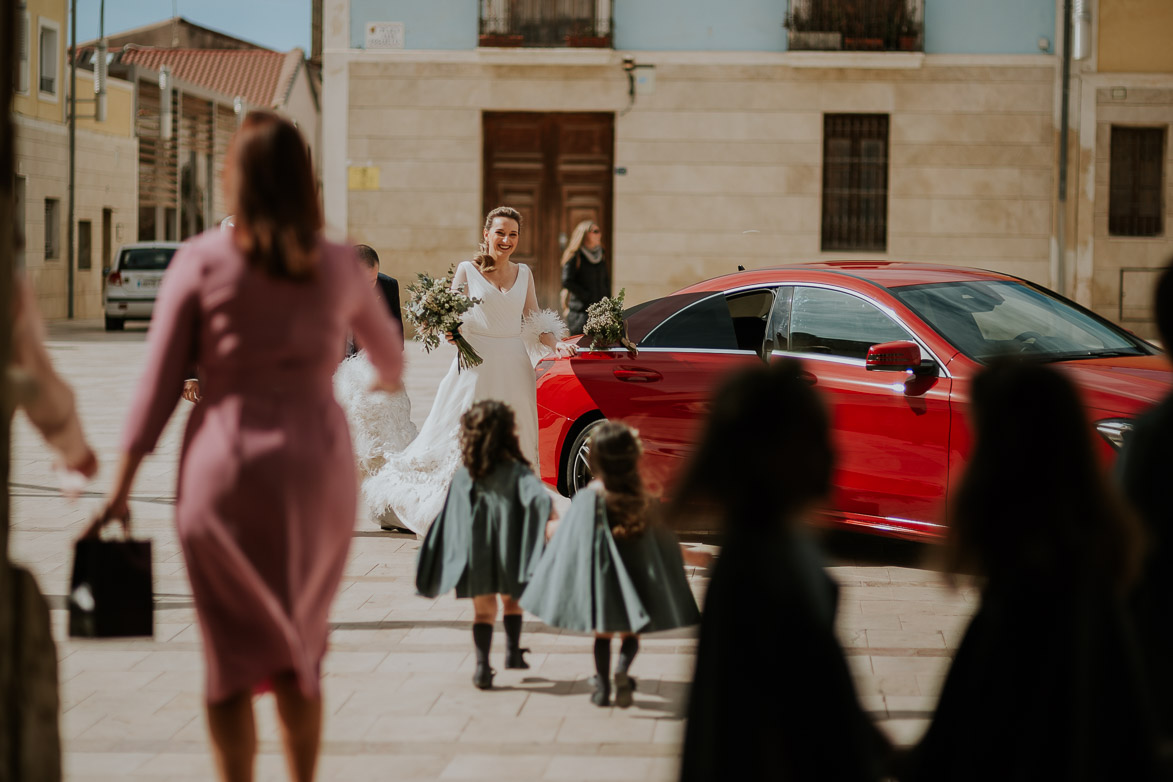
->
[[68, 513, 154, 638]]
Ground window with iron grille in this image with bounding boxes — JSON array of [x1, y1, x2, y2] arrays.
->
[[821, 114, 889, 252], [78, 220, 92, 270], [44, 198, 60, 260], [480, 0, 612, 47], [786, 0, 923, 52], [1109, 126, 1165, 237]]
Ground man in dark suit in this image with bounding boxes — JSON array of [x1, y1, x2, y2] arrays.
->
[[348, 244, 403, 357]]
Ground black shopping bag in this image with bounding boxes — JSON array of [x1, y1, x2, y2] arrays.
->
[[69, 536, 154, 638]]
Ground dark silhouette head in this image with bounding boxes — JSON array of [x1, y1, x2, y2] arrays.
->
[[225, 110, 321, 281], [460, 400, 529, 480], [587, 420, 651, 539], [670, 359, 833, 530], [947, 359, 1141, 590]]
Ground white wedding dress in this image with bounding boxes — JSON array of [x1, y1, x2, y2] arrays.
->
[[333, 352, 418, 478], [362, 261, 566, 535]]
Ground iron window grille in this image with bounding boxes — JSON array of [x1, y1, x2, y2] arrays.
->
[[480, 0, 613, 47], [786, 0, 923, 52], [822, 114, 889, 252], [1109, 126, 1165, 237]]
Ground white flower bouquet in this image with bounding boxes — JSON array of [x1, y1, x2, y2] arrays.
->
[[404, 265, 484, 371], [583, 288, 638, 357]]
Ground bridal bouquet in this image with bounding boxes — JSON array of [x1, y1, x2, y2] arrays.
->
[[404, 265, 484, 371], [583, 288, 638, 357]]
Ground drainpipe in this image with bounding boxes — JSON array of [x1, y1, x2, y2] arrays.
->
[[1055, 0, 1073, 297], [67, 0, 77, 317]]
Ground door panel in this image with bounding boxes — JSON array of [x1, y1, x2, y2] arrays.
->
[[484, 112, 613, 309]]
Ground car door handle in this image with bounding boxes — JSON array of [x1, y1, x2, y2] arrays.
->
[[613, 367, 663, 383], [798, 370, 817, 386]]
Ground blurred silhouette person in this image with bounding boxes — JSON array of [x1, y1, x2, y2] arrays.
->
[[675, 360, 889, 782], [1117, 260, 1173, 742], [10, 274, 97, 482], [903, 360, 1157, 782], [560, 219, 609, 335], [91, 111, 404, 782], [346, 244, 402, 356]]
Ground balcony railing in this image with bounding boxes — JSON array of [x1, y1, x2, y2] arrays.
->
[[480, 0, 613, 48], [786, 0, 923, 52]]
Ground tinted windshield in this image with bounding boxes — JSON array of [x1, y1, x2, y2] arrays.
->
[[119, 248, 177, 271], [891, 280, 1153, 361]]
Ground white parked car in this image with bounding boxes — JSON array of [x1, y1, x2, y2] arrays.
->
[[103, 241, 181, 331]]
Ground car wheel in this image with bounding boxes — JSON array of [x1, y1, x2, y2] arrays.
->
[[565, 418, 607, 497], [104, 316, 125, 331]]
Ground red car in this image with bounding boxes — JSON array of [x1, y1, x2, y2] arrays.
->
[[535, 262, 1171, 541]]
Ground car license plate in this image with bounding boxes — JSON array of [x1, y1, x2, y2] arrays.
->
[[135, 278, 159, 289]]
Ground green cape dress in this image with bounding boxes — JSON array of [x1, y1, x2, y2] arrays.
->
[[415, 460, 551, 599], [520, 486, 701, 634]]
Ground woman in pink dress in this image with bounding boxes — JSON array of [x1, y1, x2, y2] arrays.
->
[[93, 112, 403, 782]]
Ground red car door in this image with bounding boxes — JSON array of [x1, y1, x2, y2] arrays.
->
[[569, 289, 772, 496], [778, 285, 954, 538]]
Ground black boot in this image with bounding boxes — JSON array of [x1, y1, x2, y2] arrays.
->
[[503, 613, 530, 669], [590, 637, 611, 706], [472, 623, 495, 690], [614, 636, 640, 708]]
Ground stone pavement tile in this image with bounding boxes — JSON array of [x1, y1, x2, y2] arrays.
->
[[852, 673, 922, 697], [322, 650, 390, 673], [859, 694, 887, 716], [543, 755, 655, 781], [835, 609, 903, 630], [859, 599, 974, 617], [333, 684, 440, 718], [650, 719, 684, 745], [74, 706, 198, 743], [139, 670, 203, 693], [916, 673, 948, 698], [870, 655, 952, 676], [897, 611, 971, 633], [363, 714, 471, 743], [320, 752, 449, 782], [884, 694, 940, 719], [829, 565, 893, 584], [459, 716, 563, 744], [839, 628, 868, 648], [63, 752, 153, 777], [129, 650, 204, 672], [58, 649, 154, 675], [877, 718, 931, 748], [866, 629, 948, 649], [440, 753, 552, 780], [129, 751, 217, 778], [555, 717, 657, 745], [376, 651, 470, 673], [430, 688, 531, 717]]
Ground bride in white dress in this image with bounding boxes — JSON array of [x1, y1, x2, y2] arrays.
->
[[362, 206, 576, 534]]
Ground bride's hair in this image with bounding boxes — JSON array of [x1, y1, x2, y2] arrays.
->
[[474, 206, 523, 273], [587, 421, 650, 540], [460, 400, 530, 480]]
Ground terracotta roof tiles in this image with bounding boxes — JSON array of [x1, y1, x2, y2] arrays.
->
[[117, 47, 303, 108]]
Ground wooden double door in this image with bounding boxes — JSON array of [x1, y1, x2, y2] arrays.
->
[[483, 112, 614, 309]]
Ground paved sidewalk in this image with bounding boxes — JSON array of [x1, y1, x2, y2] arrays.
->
[[8, 321, 976, 781]]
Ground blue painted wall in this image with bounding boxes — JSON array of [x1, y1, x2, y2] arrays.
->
[[924, 0, 1055, 54], [346, 0, 1056, 55], [349, 0, 478, 49], [614, 0, 786, 51]]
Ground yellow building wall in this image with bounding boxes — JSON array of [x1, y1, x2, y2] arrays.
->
[[73, 73, 136, 138], [14, 0, 68, 124], [1098, 0, 1173, 73]]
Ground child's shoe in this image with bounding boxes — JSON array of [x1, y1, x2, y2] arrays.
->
[[589, 675, 610, 707], [613, 672, 636, 708]]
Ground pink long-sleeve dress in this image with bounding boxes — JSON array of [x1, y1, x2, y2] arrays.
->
[[121, 230, 403, 704]]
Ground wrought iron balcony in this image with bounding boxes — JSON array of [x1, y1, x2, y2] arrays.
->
[[786, 0, 923, 52], [480, 0, 613, 48]]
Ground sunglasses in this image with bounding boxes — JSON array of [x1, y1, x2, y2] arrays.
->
[[589, 228, 601, 234]]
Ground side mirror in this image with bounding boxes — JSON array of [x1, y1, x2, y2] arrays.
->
[[866, 340, 937, 376]]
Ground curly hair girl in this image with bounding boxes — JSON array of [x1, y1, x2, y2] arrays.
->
[[460, 400, 530, 480], [587, 421, 650, 540]]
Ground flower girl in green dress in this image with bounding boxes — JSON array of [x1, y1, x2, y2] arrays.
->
[[415, 400, 554, 690], [521, 421, 701, 707]]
